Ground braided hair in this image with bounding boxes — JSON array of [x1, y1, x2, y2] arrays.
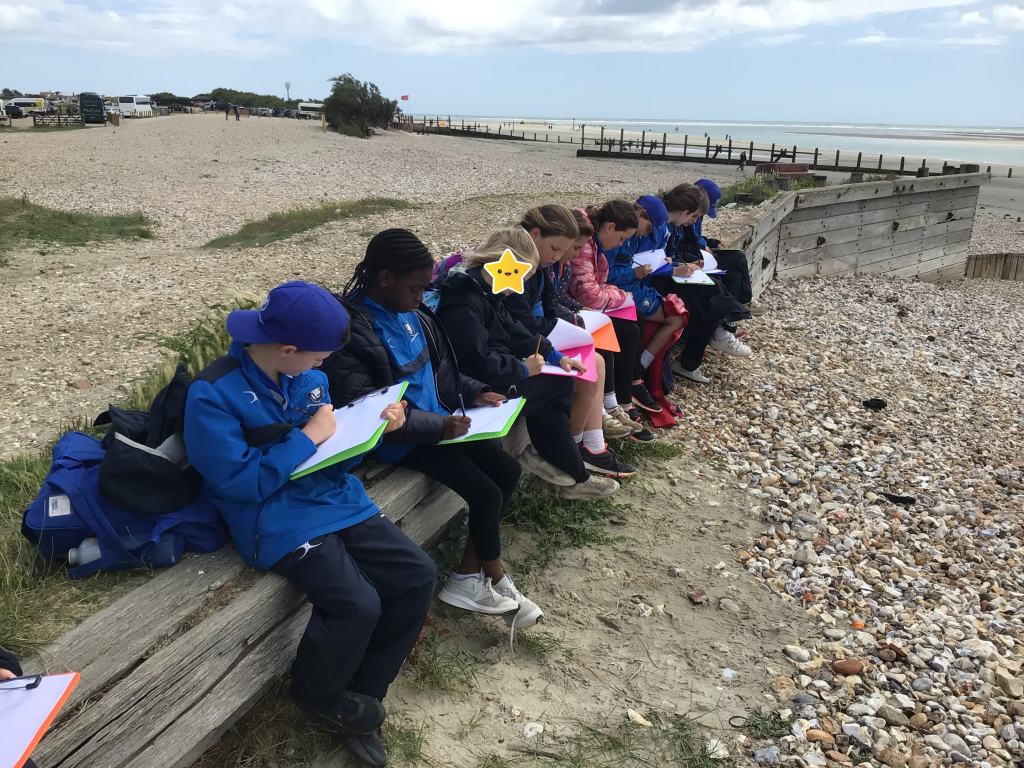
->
[[343, 228, 434, 298]]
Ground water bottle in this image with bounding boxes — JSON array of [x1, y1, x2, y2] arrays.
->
[[68, 534, 180, 567]]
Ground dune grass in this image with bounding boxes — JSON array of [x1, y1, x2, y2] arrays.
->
[[202, 197, 415, 249], [0, 195, 153, 254]]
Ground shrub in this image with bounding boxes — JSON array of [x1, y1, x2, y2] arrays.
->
[[322, 73, 397, 137]]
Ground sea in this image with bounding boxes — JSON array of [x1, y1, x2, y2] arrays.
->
[[450, 117, 1024, 168]]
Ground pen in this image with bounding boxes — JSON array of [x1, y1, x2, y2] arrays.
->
[[458, 393, 467, 417]]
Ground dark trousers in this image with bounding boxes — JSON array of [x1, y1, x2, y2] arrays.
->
[[599, 315, 644, 406], [396, 439, 521, 561], [713, 250, 753, 304], [505, 375, 589, 483], [675, 326, 716, 372], [271, 514, 436, 703]]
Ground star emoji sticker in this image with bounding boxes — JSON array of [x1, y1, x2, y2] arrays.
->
[[483, 248, 534, 295]]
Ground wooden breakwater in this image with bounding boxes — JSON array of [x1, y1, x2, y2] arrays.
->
[[965, 253, 1024, 281]]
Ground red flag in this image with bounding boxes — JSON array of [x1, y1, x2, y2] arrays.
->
[[400, 95, 409, 100]]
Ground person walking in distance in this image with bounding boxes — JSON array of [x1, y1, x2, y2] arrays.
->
[[224, 103, 231, 121]]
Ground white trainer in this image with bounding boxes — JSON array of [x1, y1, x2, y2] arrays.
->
[[519, 446, 576, 487], [438, 574, 520, 615], [494, 575, 544, 628], [672, 362, 710, 384], [709, 333, 752, 357]]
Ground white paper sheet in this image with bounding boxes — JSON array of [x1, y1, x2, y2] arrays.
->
[[701, 249, 719, 272], [291, 382, 407, 478], [631, 249, 671, 273], [576, 310, 612, 333], [438, 397, 525, 444], [541, 352, 584, 377], [546, 318, 594, 351], [0, 672, 79, 768]]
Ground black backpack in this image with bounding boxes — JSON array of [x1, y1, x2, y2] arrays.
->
[[93, 358, 239, 515]]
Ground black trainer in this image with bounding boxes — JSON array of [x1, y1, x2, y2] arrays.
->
[[631, 383, 662, 413], [292, 689, 386, 736], [627, 409, 657, 443], [580, 444, 636, 478], [347, 728, 388, 767]]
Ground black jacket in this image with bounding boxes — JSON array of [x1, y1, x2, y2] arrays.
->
[[0, 647, 22, 677], [435, 266, 556, 396], [502, 266, 579, 337], [321, 296, 489, 446]]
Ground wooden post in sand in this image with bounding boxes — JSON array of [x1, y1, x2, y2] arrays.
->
[[878, 154, 884, 171], [683, 135, 688, 157], [728, 139, 732, 161], [581, 125, 585, 147], [706, 137, 711, 158], [619, 128, 624, 154], [750, 141, 754, 163], [600, 126, 605, 152], [792, 145, 797, 163], [835, 150, 840, 171], [641, 131, 646, 155], [663, 133, 667, 157], [812, 148, 819, 169], [856, 152, 862, 170], [900, 157, 906, 173]]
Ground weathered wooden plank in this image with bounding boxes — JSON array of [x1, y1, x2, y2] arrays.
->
[[24, 547, 248, 716], [781, 206, 975, 255], [859, 241, 970, 279], [893, 172, 988, 195], [132, 604, 312, 768], [728, 192, 795, 252], [780, 189, 978, 241], [782, 185, 975, 225], [397, 485, 466, 551], [928, 261, 971, 283], [38, 574, 306, 768], [778, 217, 975, 271], [856, 228, 973, 272], [370, 466, 437, 523], [791, 181, 897, 209]]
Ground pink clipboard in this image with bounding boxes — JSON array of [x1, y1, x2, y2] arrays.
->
[[604, 301, 637, 321], [540, 344, 598, 382]]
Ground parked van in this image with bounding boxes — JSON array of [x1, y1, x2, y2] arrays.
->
[[116, 95, 153, 117], [296, 102, 323, 120], [78, 92, 107, 124], [8, 97, 48, 114]]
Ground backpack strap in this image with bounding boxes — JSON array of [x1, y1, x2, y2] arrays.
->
[[193, 355, 241, 384]]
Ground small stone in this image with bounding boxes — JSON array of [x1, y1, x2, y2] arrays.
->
[[823, 629, 847, 641], [909, 713, 929, 729], [755, 746, 781, 765], [911, 677, 934, 693], [842, 723, 862, 737], [879, 648, 898, 662], [719, 598, 741, 613], [833, 659, 864, 675], [907, 757, 929, 768], [807, 729, 836, 744], [1000, 724, 1016, 742], [983, 736, 1001, 751], [995, 670, 1023, 698], [67, 379, 92, 389], [784, 645, 811, 662], [687, 590, 708, 605], [877, 748, 908, 768], [877, 705, 910, 727], [940, 732, 971, 757], [828, 750, 851, 764]]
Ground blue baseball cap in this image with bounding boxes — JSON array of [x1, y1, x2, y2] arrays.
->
[[636, 195, 668, 232], [226, 281, 350, 351], [695, 179, 722, 218]]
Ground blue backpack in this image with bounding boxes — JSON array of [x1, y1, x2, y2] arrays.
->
[[22, 431, 227, 579]]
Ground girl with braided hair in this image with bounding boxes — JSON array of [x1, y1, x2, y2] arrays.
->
[[321, 228, 542, 628]]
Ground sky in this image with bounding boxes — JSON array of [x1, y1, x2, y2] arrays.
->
[[2, 0, 1022, 127]]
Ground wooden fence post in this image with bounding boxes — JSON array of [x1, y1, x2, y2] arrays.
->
[[581, 125, 586, 146], [835, 150, 840, 171], [900, 157, 905, 173], [706, 137, 711, 158], [619, 128, 624, 154], [878, 154, 883, 170], [641, 130, 646, 155], [683, 135, 688, 157], [812, 148, 819, 169], [856, 152, 862, 169], [728, 138, 732, 161], [663, 132, 667, 157], [600, 126, 605, 152], [792, 145, 797, 163]]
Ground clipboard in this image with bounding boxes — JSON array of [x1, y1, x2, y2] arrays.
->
[[540, 319, 598, 383], [632, 249, 672, 277], [577, 310, 620, 352], [0, 672, 80, 768], [438, 397, 527, 444], [671, 268, 716, 286], [602, 293, 637, 321], [290, 382, 409, 479]]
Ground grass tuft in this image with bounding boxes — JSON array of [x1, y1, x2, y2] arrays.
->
[[744, 707, 792, 739], [405, 626, 478, 693], [383, 718, 430, 764], [505, 486, 618, 577], [203, 197, 415, 249], [0, 195, 153, 253], [613, 437, 682, 466], [515, 630, 573, 665]]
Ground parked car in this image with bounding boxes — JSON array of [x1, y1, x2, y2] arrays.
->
[[271, 107, 285, 117], [3, 103, 25, 119]]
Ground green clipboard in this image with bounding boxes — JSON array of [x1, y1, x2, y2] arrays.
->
[[291, 381, 408, 479], [438, 397, 526, 445]]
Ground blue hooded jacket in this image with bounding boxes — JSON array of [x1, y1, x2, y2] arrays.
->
[[603, 224, 669, 317], [184, 340, 379, 569]]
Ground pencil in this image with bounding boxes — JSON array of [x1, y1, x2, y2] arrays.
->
[[458, 393, 467, 418], [534, 334, 542, 357]]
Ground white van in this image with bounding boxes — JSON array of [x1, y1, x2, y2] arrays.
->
[[296, 102, 323, 120], [116, 95, 153, 117], [8, 97, 49, 114]]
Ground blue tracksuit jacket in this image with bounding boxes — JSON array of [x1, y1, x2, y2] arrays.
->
[[184, 340, 379, 569]]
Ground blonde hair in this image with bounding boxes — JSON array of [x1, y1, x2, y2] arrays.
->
[[518, 204, 580, 241], [463, 227, 541, 275]]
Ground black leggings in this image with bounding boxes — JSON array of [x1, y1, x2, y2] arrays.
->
[[713, 250, 753, 305], [396, 439, 521, 562], [599, 315, 644, 406], [505, 375, 589, 484]]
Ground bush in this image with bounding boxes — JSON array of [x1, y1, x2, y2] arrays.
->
[[322, 74, 397, 137]]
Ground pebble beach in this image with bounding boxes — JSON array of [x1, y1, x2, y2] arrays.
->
[[2, 113, 1024, 767]]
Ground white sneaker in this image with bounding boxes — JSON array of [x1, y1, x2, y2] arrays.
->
[[709, 333, 752, 357], [559, 475, 619, 499], [438, 573, 520, 615], [608, 405, 641, 434], [746, 299, 769, 317], [672, 361, 710, 384], [519, 446, 576, 487], [494, 575, 544, 628]]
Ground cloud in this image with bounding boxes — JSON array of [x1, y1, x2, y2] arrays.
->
[[848, 27, 1005, 45], [957, 10, 989, 24], [0, 0, 984, 57], [993, 4, 1024, 29], [748, 32, 805, 45]]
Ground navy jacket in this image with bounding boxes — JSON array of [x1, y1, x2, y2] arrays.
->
[[322, 297, 489, 446], [184, 340, 378, 569]]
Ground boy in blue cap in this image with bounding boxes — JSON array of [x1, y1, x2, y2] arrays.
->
[[184, 281, 435, 768]]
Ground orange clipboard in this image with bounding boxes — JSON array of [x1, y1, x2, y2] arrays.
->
[[0, 671, 80, 768]]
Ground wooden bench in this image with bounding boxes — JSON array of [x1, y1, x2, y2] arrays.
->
[[26, 424, 528, 768]]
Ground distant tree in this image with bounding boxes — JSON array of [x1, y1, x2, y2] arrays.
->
[[2, 88, 23, 99], [322, 74, 397, 137], [149, 91, 192, 106], [208, 87, 298, 109]]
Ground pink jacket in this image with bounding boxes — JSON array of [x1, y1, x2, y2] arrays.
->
[[569, 212, 630, 309]]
